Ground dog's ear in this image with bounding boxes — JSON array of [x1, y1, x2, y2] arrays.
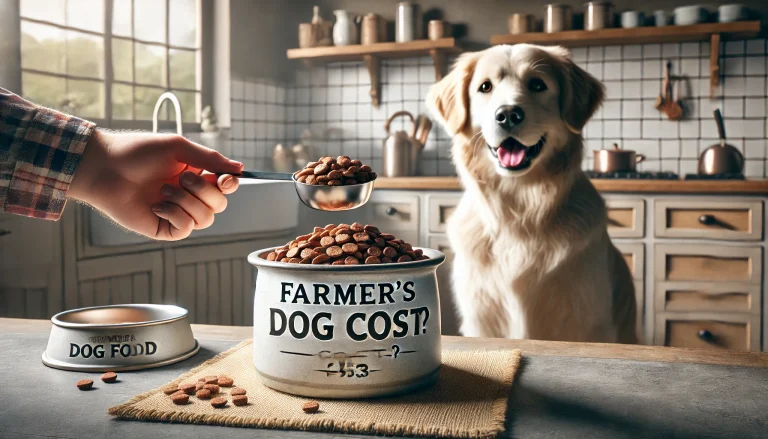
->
[[543, 46, 605, 133], [427, 51, 481, 135]]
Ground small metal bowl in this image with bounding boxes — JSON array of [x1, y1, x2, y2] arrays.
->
[[293, 177, 375, 211], [42, 304, 199, 372]]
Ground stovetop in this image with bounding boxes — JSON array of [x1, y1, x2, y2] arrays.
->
[[585, 171, 746, 180], [683, 173, 745, 180], [585, 171, 680, 180]]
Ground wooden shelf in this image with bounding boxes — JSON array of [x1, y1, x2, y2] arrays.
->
[[491, 21, 761, 99], [287, 39, 461, 107], [489, 21, 760, 46]]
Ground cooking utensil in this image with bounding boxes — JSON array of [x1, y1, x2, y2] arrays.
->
[[584, 1, 615, 30], [718, 4, 747, 22], [621, 11, 644, 28], [666, 79, 684, 121], [248, 246, 445, 398], [508, 13, 535, 34], [396, 1, 422, 42], [333, 10, 359, 46], [232, 170, 375, 211], [674, 6, 707, 25], [360, 13, 384, 44], [698, 109, 744, 175], [415, 114, 433, 146], [657, 62, 673, 114], [42, 304, 199, 372], [428, 20, 451, 40], [383, 111, 424, 177], [544, 4, 572, 33], [593, 143, 645, 173]]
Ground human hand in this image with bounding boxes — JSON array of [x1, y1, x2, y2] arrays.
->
[[69, 130, 243, 240]]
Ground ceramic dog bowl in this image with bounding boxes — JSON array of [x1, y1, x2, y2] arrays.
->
[[248, 247, 445, 399], [42, 304, 199, 372]]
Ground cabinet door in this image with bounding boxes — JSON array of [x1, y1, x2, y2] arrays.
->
[[428, 195, 461, 233], [368, 192, 420, 244], [655, 199, 763, 241], [428, 236, 460, 336], [654, 312, 759, 352], [167, 241, 257, 326], [606, 199, 645, 238], [654, 244, 762, 284], [74, 252, 164, 310]]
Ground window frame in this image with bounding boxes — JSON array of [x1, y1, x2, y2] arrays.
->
[[18, 0, 212, 133]]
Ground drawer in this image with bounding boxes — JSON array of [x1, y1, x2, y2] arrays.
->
[[614, 242, 644, 281], [428, 195, 461, 233], [654, 313, 759, 351], [654, 282, 761, 314], [369, 192, 419, 240], [654, 199, 763, 241], [654, 244, 762, 285], [606, 199, 645, 238]]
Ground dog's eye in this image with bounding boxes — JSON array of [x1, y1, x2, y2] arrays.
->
[[478, 80, 493, 94], [528, 78, 547, 92]]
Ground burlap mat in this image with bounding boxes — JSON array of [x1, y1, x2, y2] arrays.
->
[[109, 340, 522, 439]]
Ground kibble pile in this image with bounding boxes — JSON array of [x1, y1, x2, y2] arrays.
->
[[162, 375, 248, 408], [294, 156, 377, 186], [267, 223, 429, 265]]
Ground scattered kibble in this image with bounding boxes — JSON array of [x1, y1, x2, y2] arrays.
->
[[302, 401, 320, 414], [232, 395, 248, 406], [218, 376, 234, 387], [211, 396, 228, 408], [76, 379, 94, 390]]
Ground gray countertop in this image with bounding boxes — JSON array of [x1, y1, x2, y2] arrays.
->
[[2, 332, 767, 439]]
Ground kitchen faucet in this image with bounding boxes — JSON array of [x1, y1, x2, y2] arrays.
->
[[152, 91, 183, 135]]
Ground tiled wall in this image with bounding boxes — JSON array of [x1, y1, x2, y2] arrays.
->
[[229, 38, 768, 178], [228, 77, 290, 170]]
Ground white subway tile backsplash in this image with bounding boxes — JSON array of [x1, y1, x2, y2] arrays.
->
[[745, 160, 764, 178], [232, 40, 768, 176], [746, 39, 765, 55]]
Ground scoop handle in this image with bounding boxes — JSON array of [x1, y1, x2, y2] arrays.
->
[[238, 170, 294, 181]]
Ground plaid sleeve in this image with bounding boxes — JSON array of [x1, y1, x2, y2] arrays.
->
[[0, 87, 95, 220]]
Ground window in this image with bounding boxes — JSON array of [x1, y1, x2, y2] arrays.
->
[[20, 0, 202, 126]]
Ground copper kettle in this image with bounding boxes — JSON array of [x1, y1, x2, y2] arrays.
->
[[382, 111, 431, 177], [698, 109, 744, 176]]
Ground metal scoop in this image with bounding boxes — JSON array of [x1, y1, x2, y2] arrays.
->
[[238, 170, 374, 211]]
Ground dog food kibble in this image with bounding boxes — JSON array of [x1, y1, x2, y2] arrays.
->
[[302, 401, 320, 414], [230, 387, 247, 396], [171, 393, 190, 405], [294, 156, 377, 186], [163, 385, 180, 395], [232, 395, 248, 406], [76, 379, 94, 390], [204, 375, 218, 384], [196, 389, 212, 399], [196, 380, 206, 391], [100, 372, 118, 383], [211, 396, 228, 408], [203, 384, 220, 394], [267, 223, 429, 265], [179, 383, 197, 395], [218, 376, 234, 387]]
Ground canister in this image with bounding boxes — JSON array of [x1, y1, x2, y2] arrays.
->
[[544, 4, 572, 33], [585, 1, 615, 30], [396, 2, 422, 42]]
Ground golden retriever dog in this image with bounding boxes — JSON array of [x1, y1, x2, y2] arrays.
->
[[427, 44, 637, 344]]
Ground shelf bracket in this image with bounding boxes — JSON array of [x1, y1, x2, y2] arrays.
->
[[709, 33, 720, 99], [363, 55, 381, 108], [429, 49, 447, 81]]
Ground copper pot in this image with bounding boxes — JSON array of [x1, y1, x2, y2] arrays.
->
[[593, 143, 645, 173], [698, 109, 744, 175]]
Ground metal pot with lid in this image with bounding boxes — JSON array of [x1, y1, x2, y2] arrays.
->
[[698, 109, 744, 176], [593, 143, 645, 173]]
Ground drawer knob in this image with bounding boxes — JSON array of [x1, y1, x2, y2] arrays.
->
[[698, 214, 717, 226], [0, 228, 11, 237], [385, 206, 398, 216], [697, 329, 715, 343]]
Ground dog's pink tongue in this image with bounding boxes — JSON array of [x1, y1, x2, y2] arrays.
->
[[498, 146, 526, 168]]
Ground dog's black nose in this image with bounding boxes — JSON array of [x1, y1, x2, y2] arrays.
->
[[495, 105, 525, 130]]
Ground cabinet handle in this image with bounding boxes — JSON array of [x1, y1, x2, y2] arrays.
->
[[385, 207, 398, 216], [0, 228, 11, 237], [698, 214, 717, 226], [697, 329, 715, 343]]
